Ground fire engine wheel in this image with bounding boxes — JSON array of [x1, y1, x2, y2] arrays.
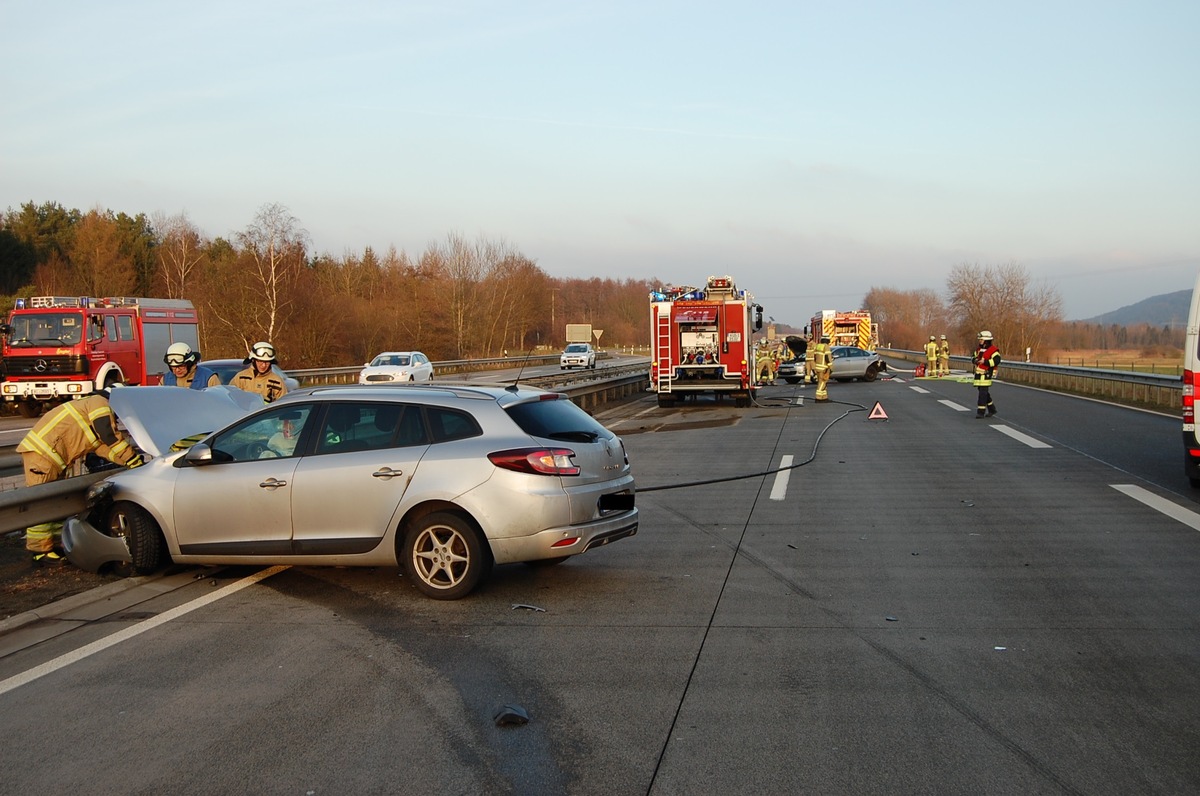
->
[[402, 511, 493, 600], [106, 501, 166, 576], [657, 395, 676, 408], [17, 401, 41, 418]]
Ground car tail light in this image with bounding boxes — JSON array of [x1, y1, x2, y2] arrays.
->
[[1185, 370, 1196, 424], [489, 448, 580, 476]]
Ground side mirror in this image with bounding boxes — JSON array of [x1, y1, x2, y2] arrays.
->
[[754, 305, 764, 331], [184, 443, 215, 465]]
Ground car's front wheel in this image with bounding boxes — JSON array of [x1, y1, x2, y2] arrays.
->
[[863, 364, 879, 382], [107, 501, 167, 576], [402, 511, 493, 599]]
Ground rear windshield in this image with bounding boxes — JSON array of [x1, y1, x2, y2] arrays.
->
[[506, 397, 611, 443]]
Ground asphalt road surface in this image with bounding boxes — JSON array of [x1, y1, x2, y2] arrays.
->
[[1, 367, 1198, 795]]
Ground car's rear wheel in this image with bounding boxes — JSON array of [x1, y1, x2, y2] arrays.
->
[[106, 501, 166, 576], [402, 511, 492, 599]]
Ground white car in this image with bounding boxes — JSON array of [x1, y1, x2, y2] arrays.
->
[[359, 351, 434, 383], [560, 343, 596, 370]]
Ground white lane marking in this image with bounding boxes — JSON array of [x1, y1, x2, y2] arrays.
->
[[910, 386, 930, 394], [939, 400, 970, 412], [770, 455, 794, 501], [991, 425, 1052, 448], [1111, 485, 1200, 532], [0, 565, 289, 697]]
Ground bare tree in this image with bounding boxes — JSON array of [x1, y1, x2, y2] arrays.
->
[[233, 203, 309, 346], [153, 211, 207, 299], [946, 262, 1063, 358]]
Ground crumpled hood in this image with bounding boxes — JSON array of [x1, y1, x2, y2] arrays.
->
[[109, 385, 266, 458]]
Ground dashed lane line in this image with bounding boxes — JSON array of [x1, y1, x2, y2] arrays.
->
[[991, 424, 1052, 449], [1111, 485, 1200, 532], [909, 386, 931, 394], [770, 455, 794, 501], [939, 400, 970, 412]]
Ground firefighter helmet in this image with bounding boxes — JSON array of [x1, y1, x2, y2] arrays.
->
[[248, 341, 277, 363], [930, 335, 936, 341], [164, 342, 199, 368], [978, 330, 993, 341]]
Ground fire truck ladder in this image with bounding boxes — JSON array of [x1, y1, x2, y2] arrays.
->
[[655, 310, 673, 393]]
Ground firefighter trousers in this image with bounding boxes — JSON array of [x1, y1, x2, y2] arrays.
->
[[22, 452, 64, 553]]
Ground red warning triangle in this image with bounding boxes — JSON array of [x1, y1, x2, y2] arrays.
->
[[868, 401, 889, 420]]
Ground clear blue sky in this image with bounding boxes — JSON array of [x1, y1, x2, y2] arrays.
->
[[3, 1, 1197, 324]]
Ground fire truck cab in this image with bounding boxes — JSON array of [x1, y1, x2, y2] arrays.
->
[[649, 275, 763, 408], [1, 296, 200, 417]]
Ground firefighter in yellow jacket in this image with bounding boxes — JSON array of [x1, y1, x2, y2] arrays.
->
[[233, 341, 289, 403], [937, 334, 950, 377], [17, 392, 144, 565], [924, 335, 938, 377], [811, 336, 832, 401]]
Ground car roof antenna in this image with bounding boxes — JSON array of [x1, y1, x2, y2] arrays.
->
[[506, 349, 536, 392]]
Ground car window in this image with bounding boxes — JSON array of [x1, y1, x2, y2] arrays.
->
[[506, 397, 610, 442], [209, 404, 314, 462], [427, 407, 482, 443], [314, 402, 430, 453]]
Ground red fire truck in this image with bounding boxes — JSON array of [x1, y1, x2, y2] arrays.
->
[[1, 296, 200, 417], [649, 275, 763, 408]]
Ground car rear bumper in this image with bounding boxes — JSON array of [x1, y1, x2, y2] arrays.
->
[[487, 508, 638, 563]]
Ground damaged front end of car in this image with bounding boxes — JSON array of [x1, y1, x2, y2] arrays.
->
[[61, 480, 129, 574]]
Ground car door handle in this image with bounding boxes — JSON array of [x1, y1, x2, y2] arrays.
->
[[372, 467, 403, 479], [259, 477, 288, 489]]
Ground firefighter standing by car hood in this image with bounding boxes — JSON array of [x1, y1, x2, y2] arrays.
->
[[811, 335, 832, 401], [973, 331, 1001, 418], [233, 341, 289, 403], [17, 392, 145, 565], [161, 342, 220, 389]]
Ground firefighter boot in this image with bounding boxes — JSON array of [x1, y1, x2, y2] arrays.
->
[[32, 550, 67, 567]]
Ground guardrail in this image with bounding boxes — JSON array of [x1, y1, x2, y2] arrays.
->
[[0, 363, 650, 536], [884, 349, 1182, 412]]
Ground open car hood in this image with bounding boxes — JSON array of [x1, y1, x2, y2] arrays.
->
[[109, 386, 266, 458]]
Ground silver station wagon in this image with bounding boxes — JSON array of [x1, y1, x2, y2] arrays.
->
[[64, 384, 638, 599]]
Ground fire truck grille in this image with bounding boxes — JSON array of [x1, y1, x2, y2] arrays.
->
[[4, 355, 88, 377]]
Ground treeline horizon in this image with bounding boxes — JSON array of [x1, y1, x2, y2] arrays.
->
[[0, 201, 1177, 367]]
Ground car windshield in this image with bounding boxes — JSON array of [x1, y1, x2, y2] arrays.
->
[[372, 355, 410, 366], [564, 344, 588, 353], [506, 396, 610, 443]]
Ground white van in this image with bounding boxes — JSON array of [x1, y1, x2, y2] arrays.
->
[[1183, 271, 1200, 486]]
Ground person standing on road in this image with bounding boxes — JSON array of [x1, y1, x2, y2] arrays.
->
[[973, 331, 1001, 418], [924, 335, 938, 377], [161, 342, 220, 389], [233, 341, 289, 403], [937, 334, 951, 377], [811, 335, 832, 401], [17, 392, 145, 566]]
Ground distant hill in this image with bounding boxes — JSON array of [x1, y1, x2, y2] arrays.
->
[[1081, 289, 1192, 328]]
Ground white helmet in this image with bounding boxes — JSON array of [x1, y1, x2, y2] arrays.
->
[[248, 341, 277, 363], [978, 330, 993, 341], [164, 342, 199, 368]]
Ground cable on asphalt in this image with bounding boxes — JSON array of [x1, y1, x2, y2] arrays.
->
[[636, 394, 868, 493]]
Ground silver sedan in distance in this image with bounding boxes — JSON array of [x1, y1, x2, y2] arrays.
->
[[64, 384, 638, 599]]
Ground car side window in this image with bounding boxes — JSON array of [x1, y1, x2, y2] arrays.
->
[[314, 402, 431, 454], [209, 405, 313, 462], [427, 407, 481, 443]]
